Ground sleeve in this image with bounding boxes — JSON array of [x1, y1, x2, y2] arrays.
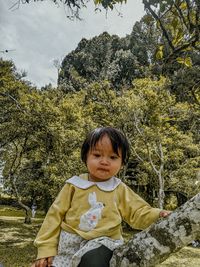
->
[[34, 183, 74, 259], [118, 183, 161, 230]]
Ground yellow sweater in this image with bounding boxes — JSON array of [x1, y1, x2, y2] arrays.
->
[[34, 174, 161, 259]]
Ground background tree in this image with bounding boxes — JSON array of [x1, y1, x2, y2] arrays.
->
[[0, 59, 35, 222], [110, 78, 199, 208], [58, 32, 145, 92], [0, 59, 86, 220], [1, 6, 199, 215]]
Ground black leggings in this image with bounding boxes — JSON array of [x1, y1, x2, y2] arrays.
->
[[77, 245, 113, 267]]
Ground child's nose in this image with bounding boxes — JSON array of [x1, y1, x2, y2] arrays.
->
[[100, 157, 109, 165]]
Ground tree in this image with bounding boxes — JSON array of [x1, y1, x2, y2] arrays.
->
[[110, 192, 200, 267], [170, 65, 200, 104], [129, 15, 159, 67], [2, 88, 86, 214], [107, 77, 200, 207], [0, 59, 36, 223], [0, 59, 86, 220], [2, 57, 199, 226], [58, 32, 144, 92], [143, 0, 200, 64]]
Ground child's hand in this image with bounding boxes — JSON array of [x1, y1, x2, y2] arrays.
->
[[159, 210, 171, 218], [31, 256, 53, 267]]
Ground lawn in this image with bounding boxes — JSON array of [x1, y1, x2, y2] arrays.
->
[[0, 205, 43, 267], [0, 205, 200, 267], [0, 217, 41, 267]]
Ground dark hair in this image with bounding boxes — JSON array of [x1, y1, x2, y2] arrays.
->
[[81, 127, 130, 165]]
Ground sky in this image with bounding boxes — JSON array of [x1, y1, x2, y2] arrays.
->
[[0, 0, 145, 88]]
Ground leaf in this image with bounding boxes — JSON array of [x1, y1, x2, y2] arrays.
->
[[176, 57, 192, 67], [94, 0, 101, 4], [179, 2, 187, 10], [184, 57, 192, 67], [160, 2, 167, 13], [172, 29, 183, 46], [155, 45, 164, 60], [171, 18, 179, 31]]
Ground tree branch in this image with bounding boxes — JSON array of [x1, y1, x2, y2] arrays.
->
[[185, 0, 192, 28], [131, 147, 144, 163], [0, 92, 27, 113], [173, 2, 189, 32], [143, 0, 175, 51], [111, 192, 200, 267]]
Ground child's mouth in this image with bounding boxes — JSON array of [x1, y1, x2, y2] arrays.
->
[[98, 168, 109, 172]]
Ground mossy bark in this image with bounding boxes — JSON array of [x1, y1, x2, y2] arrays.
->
[[110, 193, 200, 267]]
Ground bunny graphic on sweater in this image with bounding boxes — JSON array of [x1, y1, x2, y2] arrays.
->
[[79, 192, 104, 231]]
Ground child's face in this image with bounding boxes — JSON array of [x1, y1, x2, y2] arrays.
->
[[86, 134, 122, 182]]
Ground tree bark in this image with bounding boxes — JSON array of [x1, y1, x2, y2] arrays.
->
[[11, 174, 32, 224], [110, 193, 200, 267]]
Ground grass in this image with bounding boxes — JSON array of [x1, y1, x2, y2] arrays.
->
[[0, 205, 45, 218], [0, 205, 44, 267], [157, 247, 200, 267], [0, 217, 42, 267], [0, 205, 200, 267]]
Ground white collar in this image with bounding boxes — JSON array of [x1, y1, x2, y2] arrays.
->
[[66, 174, 121, 192]]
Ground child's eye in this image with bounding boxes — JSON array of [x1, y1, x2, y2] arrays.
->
[[93, 153, 101, 157], [110, 155, 118, 160]]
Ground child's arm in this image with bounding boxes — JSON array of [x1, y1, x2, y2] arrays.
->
[[34, 183, 74, 260], [118, 183, 169, 229], [31, 256, 53, 267]]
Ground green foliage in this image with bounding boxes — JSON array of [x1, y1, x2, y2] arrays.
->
[[142, 0, 200, 65], [1, 38, 199, 209], [58, 32, 147, 92], [118, 78, 199, 199], [57, 14, 199, 107], [0, 59, 86, 211], [3, 0, 200, 212], [176, 57, 192, 67]]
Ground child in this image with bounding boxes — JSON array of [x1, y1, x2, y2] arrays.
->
[[32, 127, 170, 267]]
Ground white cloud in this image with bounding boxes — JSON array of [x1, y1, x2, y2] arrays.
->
[[0, 0, 145, 88]]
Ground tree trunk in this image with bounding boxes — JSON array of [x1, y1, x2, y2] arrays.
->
[[110, 193, 200, 267], [11, 174, 32, 224], [22, 202, 32, 224]]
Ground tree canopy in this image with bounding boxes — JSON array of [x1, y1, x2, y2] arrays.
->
[[1, 57, 199, 215], [1, 1, 199, 223]]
